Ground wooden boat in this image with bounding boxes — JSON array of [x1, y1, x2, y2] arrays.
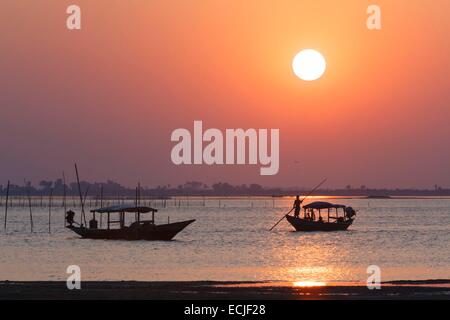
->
[[66, 204, 195, 240], [286, 201, 356, 232]]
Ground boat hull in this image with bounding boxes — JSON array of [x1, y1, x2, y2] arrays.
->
[[286, 215, 353, 232], [66, 219, 195, 240]]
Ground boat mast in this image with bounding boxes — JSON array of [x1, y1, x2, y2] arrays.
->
[[74, 163, 87, 226]]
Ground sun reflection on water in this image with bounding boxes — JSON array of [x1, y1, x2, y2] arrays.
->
[[293, 281, 327, 287]]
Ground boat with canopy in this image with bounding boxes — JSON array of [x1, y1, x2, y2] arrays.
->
[[286, 201, 356, 231], [65, 204, 195, 240]]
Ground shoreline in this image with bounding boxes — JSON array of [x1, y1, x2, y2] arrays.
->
[[1, 280, 449, 300]]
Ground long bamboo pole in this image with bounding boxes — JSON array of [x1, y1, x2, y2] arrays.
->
[[269, 178, 327, 231], [268, 208, 294, 231]]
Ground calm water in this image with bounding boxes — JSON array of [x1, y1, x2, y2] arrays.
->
[[0, 197, 449, 282]]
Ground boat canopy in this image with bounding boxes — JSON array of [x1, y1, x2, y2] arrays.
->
[[91, 204, 158, 214], [303, 201, 346, 210]]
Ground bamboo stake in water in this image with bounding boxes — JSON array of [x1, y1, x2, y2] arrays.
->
[[62, 171, 67, 226], [100, 184, 103, 228], [4, 180, 10, 229], [138, 183, 141, 206], [80, 185, 90, 224], [134, 186, 138, 221], [83, 186, 90, 206], [25, 180, 33, 233], [48, 188, 53, 233]]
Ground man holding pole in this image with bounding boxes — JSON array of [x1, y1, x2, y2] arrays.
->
[[269, 179, 326, 231], [293, 195, 301, 218]]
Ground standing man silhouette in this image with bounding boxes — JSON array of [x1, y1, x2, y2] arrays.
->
[[293, 195, 301, 218]]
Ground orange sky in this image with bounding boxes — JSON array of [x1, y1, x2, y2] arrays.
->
[[0, 0, 449, 188]]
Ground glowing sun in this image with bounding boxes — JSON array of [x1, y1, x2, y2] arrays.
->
[[292, 49, 326, 81]]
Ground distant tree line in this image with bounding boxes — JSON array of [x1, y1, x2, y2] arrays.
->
[[0, 179, 450, 197]]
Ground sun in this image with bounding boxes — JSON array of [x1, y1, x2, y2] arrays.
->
[[292, 49, 327, 81]]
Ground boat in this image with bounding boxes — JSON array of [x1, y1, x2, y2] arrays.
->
[[65, 204, 195, 240], [286, 201, 356, 232]]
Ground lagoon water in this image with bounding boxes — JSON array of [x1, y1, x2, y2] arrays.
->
[[0, 197, 449, 282]]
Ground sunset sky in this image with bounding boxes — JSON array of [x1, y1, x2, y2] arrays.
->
[[1, 0, 449, 188]]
